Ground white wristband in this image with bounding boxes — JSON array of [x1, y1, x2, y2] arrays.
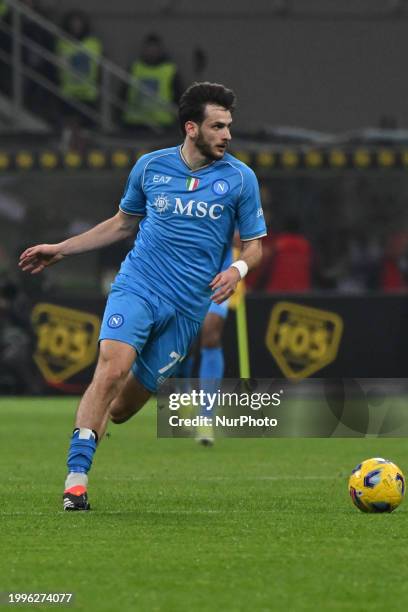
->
[[230, 260, 249, 279]]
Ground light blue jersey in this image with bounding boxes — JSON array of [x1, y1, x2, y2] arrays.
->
[[119, 146, 266, 322]]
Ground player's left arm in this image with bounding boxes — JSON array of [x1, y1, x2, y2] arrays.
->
[[210, 238, 262, 304], [210, 165, 266, 304]]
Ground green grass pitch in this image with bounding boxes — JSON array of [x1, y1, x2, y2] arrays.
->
[[1, 397, 408, 611]]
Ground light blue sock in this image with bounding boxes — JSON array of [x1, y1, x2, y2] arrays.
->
[[199, 347, 224, 417], [178, 354, 194, 379], [67, 428, 98, 475], [175, 355, 195, 394]]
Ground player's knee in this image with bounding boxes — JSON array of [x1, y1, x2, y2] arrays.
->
[[201, 313, 224, 348], [201, 329, 222, 348], [97, 344, 132, 380]]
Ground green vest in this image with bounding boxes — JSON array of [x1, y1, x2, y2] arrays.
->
[[0, 1, 9, 18], [57, 36, 102, 102], [123, 61, 177, 127]]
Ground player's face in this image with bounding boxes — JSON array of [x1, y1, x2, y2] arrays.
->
[[194, 105, 232, 161]]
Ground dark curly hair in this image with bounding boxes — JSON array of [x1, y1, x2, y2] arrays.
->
[[178, 82, 236, 135]]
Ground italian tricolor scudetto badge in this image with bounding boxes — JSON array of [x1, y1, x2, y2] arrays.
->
[[186, 177, 200, 191]]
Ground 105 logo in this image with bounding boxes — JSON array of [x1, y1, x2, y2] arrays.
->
[[265, 302, 343, 379], [31, 303, 100, 383]]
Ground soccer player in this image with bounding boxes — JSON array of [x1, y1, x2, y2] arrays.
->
[[196, 245, 233, 445], [19, 82, 267, 511], [176, 246, 232, 445]]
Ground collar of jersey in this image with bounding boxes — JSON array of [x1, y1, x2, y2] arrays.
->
[[178, 145, 216, 173]]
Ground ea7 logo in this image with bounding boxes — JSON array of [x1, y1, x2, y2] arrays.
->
[[173, 198, 224, 219], [153, 175, 172, 183]]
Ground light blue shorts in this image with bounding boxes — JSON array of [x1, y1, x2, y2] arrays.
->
[[207, 298, 229, 320], [99, 274, 201, 392]]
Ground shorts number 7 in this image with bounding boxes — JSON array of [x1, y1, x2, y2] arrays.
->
[[158, 351, 183, 375]]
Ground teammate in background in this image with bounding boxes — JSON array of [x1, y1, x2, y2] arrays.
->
[[19, 82, 267, 511], [197, 283, 230, 446], [178, 246, 233, 446]]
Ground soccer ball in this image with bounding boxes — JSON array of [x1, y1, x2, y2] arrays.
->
[[348, 457, 405, 513]]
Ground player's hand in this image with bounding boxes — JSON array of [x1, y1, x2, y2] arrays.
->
[[210, 267, 241, 304], [18, 244, 64, 274]]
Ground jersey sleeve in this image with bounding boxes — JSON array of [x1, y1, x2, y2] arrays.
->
[[119, 156, 148, 216], [236, 166, 267, 241]]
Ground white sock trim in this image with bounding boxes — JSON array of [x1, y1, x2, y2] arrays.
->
[[78, 428, 95, 440], [65, 472, 88, 489]]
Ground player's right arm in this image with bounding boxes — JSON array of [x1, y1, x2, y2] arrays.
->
[[19, 210, 141, 275], [20, 156, 148, 275]]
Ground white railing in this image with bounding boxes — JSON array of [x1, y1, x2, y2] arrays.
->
[[0, 0, 177, 131]]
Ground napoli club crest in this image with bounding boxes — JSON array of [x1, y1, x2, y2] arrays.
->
[[108, 314, 124, 328], [212, 179, 230, 195]]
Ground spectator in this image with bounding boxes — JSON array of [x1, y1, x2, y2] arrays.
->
[[0, 0, 55, 117], [0, 0, 12, 96], [380, 230, 408, 292], [0, 279, 41, 394], [21, 0, 56, 118], [267, 216, 313, 292], [340, 233, 381, 292], [313, 230, 349, 290], [122, 33, 182, 130], [247, 215, 313, 292], [56, 10, 102, 127]]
